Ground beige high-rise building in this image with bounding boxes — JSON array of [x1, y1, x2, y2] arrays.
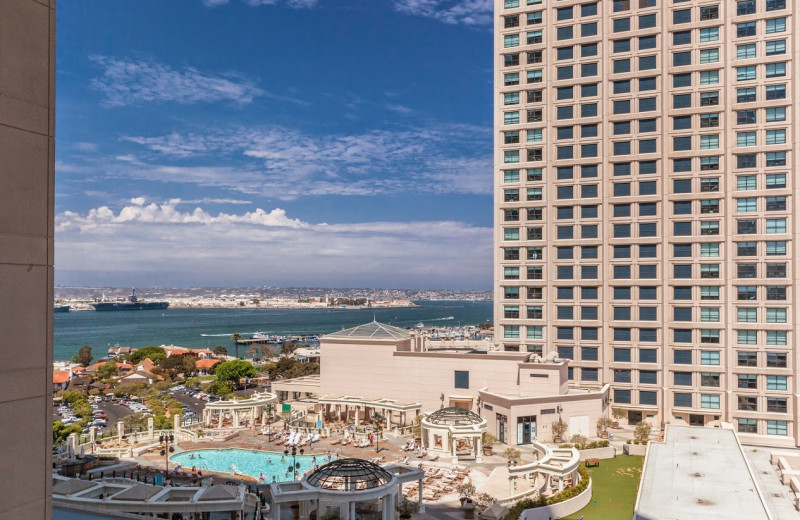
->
[[0, 0, 56, 518], [493, 0, 799, 447]]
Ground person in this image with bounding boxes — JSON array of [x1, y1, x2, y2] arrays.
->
[[272, 476, 277, 482], [281, 455, 285, 463], [312, 456, 317, 466], [198, 470, 203, 477], [259, 473, 266, 483], [267, 457, 272, 464], [326, 451, 332, 463], [191, 466, 197, 473], [189, 454, 195, 460]]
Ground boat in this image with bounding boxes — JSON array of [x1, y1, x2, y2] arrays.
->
[[90, 289, 169, 311], [54, 305, 70, 313]]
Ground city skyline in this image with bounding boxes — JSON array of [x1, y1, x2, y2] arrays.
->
[[55, 0, 495, 289]]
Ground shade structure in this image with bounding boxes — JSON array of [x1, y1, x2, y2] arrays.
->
[[110, 483, 161, 501], [52, 478, 97, 496], [306, 458, 393, 491], [199, 484, 239, 501], [426, 407, 484, 426]]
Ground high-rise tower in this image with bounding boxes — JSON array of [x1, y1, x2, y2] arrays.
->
[[494, 0, 799, 446]]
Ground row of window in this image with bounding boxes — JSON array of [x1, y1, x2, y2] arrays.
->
[[502, 240, 789, 263], [506, 303, 790, 323], [505, 262, 788, 282]]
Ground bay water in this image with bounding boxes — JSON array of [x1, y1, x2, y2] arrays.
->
[[54, 300, 493, 361]]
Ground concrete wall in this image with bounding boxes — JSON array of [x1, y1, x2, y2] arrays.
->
[[0, 0, 55, 518], [518, 479, 593, 520]]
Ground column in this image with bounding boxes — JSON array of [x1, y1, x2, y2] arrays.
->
[[67, 433, 77, 459], [451, 435, 458, 464], [418, 478, 425, 513], [147, 417, 155, 440], [272, 503, 281, 520], [234, 409, 240, 428], [475, 435, 483, 463], [349, 502, 356, 520], [117, 421, 125, 442], [355, 406, 359, 426], [299, 500, 310, 520]]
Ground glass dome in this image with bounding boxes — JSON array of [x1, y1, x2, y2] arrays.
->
[[426, 407, 484, 426], [306, 458, 393, 491]]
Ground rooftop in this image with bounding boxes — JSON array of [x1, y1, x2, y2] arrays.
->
[[635, 424, 771, 520], [306, 458, 393, 491], [426, 406, 484, 426], [324, 321, 411, 340]]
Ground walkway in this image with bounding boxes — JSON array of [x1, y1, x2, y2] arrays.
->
[[744, 446, 800, 520]]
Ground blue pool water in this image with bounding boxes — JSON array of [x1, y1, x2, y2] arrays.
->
[[171, 448, 323, 481]]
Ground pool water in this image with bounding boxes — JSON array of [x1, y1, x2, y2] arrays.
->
[[171, 449, 323, 481]]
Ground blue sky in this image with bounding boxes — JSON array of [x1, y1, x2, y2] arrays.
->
[[55, 0, 493, 289]]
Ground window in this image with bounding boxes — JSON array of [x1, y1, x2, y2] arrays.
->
[[674, 350, 692, 364], [699, 27, 718, 42], [504, 112, 520, 125], [696, 394, 720, 410], [737, 44, 756, 60], [767, 352, 788, 368], [673, 30, 691, 46], [699, 48, 719, 64], [737, 22, 756, 38], [504, 54, 520, 67], [701, 308, 720, 322], [582, 43, 598, 57], [768, 398, 788, 414], [737, 1, 756, 15], [700, 70, 719, 86], [767, 376, 787, 391], [673, 52, 691, 67], [739, 396, 758, 411], [766, 62, 786, 78], [766, 85, 786, 100], [767, 330, 787, 345], [737, 66, 757, 81], [701, 351, 720, 365], [766, 17, 787, 34], [699, 5, 718, 20], [766, 107, 786, 122], [614, 18, 632, 34], [766, 151, 786, 166], [767, 0, 792, 10], [557, 6, 573, 20], [674, 372, 692, 386], [700, 134, 719, 149], [766, 40, 786, 56], [673, 94, 691, 109], [614, 389, 631, 404], [673, 9, 690, 24], [700, 243, 719, 257], [527, 11, 543, 25], [738, 418, 757, 434], [454, 370, 469, 389], [737, 87, 756, 103], [738, 374, 757, 389], [557, 26, 573, 41], [527, 30, 543, 44], [766, 129, 786, 145]]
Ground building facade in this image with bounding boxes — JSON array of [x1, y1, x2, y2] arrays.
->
[[493, 0, 799, 446], [0, 0, 56, 517]]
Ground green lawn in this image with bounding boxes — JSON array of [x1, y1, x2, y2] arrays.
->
[[560, 454, 643, 520]]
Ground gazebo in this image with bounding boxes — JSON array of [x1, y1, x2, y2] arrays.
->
[[269, 459, 424, 520], [201, 391, 278, 429], [421, 407, 488, 464]]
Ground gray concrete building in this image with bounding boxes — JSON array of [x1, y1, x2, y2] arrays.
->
[[493, 0, 799, 447], [0, 0, 56, 518]]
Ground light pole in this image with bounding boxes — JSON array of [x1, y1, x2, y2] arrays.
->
[[159, 432, 175, 485], [266, 404, 275, 444], [284, 445, 304, 480], [373, 413, 385, 453]]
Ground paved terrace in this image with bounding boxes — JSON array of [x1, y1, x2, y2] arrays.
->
[[634, 424, 772, 520]]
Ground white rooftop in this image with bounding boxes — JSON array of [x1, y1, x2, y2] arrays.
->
[[635, 424, 771, 520], [324, 321, 411, 340]]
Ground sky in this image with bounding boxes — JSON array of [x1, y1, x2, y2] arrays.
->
[[55, 0, 494, 290]]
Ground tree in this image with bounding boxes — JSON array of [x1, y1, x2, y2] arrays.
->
[[129, 346, 166, 364], [596, 416, 614, 433], [231, 333, 242, 359], [96, 361, 118, 380], [280, 341, 297, 358], [72, 345, 93, 366], [634, 421, 652, 443], [159, 355, 186, 378], [207, 380, 235, 397], [264, 358, 319, 380], [53, 420, 83, 443], [183, 355, 198, 376], [552, 419, 568, 441], [215, 359, 257, 383], [259, 344, 276, 359], [213, 345, 228, 356]]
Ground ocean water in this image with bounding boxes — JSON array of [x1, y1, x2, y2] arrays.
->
[[54, 300, 493, 361], [170, 448, 320, 481]]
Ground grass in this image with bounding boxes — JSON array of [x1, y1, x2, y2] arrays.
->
[[560, 454, 643, 520]]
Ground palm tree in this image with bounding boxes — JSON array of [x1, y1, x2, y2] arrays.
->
[[231, 333, 242, 359]]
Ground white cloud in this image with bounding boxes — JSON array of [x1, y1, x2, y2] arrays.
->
[[55, 202, 491, 288], [393, 0, 492, 26], [74, 142, 99, 152], [89, 56, 267, 107], [118, 123, 491, 198]]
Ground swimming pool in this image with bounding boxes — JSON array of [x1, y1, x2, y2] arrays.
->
[[170, 449, 324, 481]]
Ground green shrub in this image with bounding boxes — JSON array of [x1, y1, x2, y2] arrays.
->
[[599, 440, 610, 448], [504, 466, 591, 520], [626, 439, 631, 445]]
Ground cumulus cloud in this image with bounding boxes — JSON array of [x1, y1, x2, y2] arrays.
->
[[118, 123, 492, 198], [393, 0, 492, 26], [89, 56, 268, 107], [55, 201, 492, 288]]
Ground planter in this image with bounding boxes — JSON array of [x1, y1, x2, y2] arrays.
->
[[612, 422, 619, 429], [600, 431, 609, 439], [623, 443, 647, 456], [553, 436, 563, 444], [482, 446, 494, 456]]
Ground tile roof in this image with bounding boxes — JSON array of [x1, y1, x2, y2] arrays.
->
[[324, 321, 411, 340], [53, 370, 71, 384]]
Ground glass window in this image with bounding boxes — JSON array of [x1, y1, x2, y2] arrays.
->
[[766, 107, 786, 122], [737, 22, 756, 37], [767, 421, 788, 437], [699, 27, 719, 42], [701, 394, 720, 409], [737, 44, 756, 60], [765, 39, 786, 56], [699, 48, 719, 64], [766, 17, 787, 34], [673, 9, 690, 24], [613, 18, 631, 32], [737, 66, 757, 81]]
